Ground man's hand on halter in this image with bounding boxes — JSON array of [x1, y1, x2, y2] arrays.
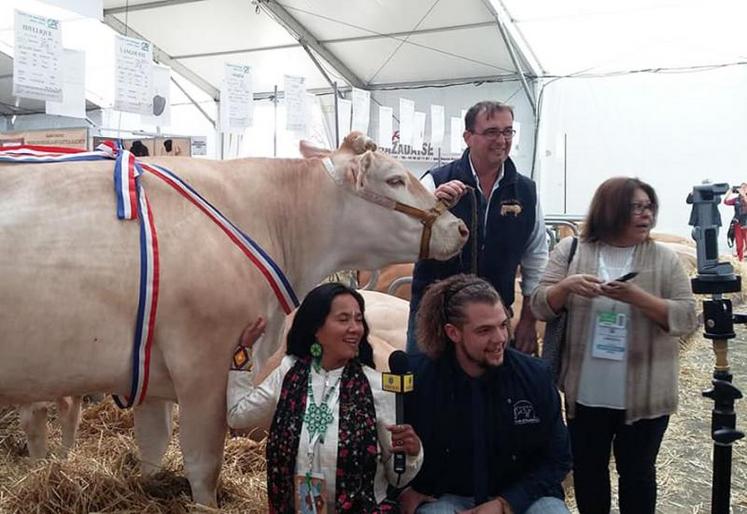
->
[[435, 180, 468, 208]]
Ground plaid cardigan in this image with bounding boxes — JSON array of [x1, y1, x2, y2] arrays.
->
[[531, 237, 698, 423]]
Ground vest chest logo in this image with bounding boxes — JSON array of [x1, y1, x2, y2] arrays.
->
[[513, 400, 540, 425], [499, 199, 523, 217]]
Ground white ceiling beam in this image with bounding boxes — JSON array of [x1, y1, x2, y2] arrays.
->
[[255, 0, 367, 89], [249, 73, 525, 99], [103, 14, 220, 101]]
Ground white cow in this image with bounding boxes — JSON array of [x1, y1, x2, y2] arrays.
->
[[0, 133, 467, 506]]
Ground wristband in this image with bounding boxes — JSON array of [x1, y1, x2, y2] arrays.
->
[[231, 346, 253, 371]]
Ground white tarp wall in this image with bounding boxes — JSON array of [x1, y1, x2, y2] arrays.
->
[[535, 65, 747, 244]]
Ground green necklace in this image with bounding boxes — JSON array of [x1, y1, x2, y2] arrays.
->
[[304, 367, 342, 440]]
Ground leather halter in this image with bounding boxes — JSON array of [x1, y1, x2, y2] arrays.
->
[[322, 157, 450, 260]]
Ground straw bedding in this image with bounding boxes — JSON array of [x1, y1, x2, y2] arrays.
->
[[2, 290, 746, 513]]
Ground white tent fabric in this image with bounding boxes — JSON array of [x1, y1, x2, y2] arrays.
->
[[502, 0, 747, 75]]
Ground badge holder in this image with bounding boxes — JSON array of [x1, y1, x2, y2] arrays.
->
[[294, 472, 328, 514]]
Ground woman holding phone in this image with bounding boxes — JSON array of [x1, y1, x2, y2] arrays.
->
[[530, 177, 697, 514]]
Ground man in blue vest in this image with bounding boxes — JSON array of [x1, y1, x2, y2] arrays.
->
[[407, 101, 547, 355]]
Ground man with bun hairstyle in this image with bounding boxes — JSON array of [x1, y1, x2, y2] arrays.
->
[[399, 275, 571, 514]]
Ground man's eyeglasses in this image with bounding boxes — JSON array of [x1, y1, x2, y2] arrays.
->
[[630, 203, 655, 215], [471, 128, 516, 140]]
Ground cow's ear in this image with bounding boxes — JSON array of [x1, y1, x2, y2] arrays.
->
[[354, 151, 375, 189], [299, 140, 331, 159]]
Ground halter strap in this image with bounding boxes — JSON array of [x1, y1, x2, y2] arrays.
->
[[321, 156, 450, 259]]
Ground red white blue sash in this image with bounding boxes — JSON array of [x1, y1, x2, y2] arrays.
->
[[0, 143, 298, 407]]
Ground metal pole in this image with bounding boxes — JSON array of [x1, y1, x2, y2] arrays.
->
[[333, 82, 340, 148], [563, 133, 567, 214], [493, 14, 536, 116], [438, 147, 442, 167], [273, 85, 278, 157], [170, 76, 216, 129]]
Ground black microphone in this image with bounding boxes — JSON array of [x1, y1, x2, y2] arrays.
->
[[382, 350, 414, 475]]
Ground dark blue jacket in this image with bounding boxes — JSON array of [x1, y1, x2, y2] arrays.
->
[[405, 348, 572, 513], [411, 150, 537, 313]]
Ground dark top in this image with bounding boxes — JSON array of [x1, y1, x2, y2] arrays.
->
[[405, 348, 572, 514]]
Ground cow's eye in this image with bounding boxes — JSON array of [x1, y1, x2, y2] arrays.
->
[[386, 177, 406, 187]]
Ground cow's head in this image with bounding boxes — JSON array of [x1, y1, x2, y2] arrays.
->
[[300, 132, 468, 267]]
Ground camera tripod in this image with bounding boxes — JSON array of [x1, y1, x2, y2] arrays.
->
[[692, 275, 745, 514]]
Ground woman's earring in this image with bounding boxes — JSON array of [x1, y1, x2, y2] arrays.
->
[[310, 340, 323, 371]]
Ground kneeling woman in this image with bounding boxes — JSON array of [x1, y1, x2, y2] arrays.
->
[[228, 283, 423, 513]]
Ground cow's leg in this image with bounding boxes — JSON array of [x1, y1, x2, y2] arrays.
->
[[177, 383, 226, 507], [134, 398, 174, 474], [19, 402, 49, 459], [57, 396, 82, 457]]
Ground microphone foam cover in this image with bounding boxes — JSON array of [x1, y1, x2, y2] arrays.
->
[[388, 350, 410, 374]]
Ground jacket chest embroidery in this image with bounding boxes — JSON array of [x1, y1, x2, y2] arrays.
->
[[513, 400, 540, 425], [499, 199, 523, 217]]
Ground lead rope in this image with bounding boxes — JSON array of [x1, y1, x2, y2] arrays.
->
[[467, 186, 478, 275]]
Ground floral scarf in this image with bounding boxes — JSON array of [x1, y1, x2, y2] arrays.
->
[[266, 357, 390, 513]]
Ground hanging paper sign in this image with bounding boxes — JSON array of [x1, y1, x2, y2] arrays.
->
[[284, 75, 307, 133], [399, 98, 415, 147], [351, 87, 370, 134], [13, 10, 63, 102], [46, 48, 86, 119], [220, 63, 253, 133], [450, 116, 464, 154], [337, 98, 352, 140], [378, 105, 393, 150], [430, 104, 444, 148], [413, 111, 426, 149], [114, 34, 153, 115]]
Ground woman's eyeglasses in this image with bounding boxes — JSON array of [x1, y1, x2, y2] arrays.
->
[[630, 203, 655, 215]]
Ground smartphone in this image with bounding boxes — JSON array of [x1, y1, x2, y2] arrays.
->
[[613, 271, 638, 282]]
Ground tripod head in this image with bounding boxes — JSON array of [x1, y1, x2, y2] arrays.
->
[[687, 183, 740, 294]]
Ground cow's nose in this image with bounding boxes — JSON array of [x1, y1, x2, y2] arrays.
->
[[458, 222, 469, 239]]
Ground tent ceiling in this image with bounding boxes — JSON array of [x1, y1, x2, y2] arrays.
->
[[102, 0, 530, 97], [502, 0, 747, 76]]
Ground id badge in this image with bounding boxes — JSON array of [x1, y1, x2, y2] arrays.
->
[[294, 472, 328, 514], [591, 311, 627, 361]]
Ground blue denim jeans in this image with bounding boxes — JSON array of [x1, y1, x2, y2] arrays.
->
[[416, 495, 570, 514]]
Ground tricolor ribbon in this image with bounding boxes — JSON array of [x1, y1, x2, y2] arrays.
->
[[139, 162, 299, 314], [112, 150, 159, 408]]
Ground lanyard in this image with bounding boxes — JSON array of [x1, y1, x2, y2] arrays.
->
[[304, 371, 342, 474]]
